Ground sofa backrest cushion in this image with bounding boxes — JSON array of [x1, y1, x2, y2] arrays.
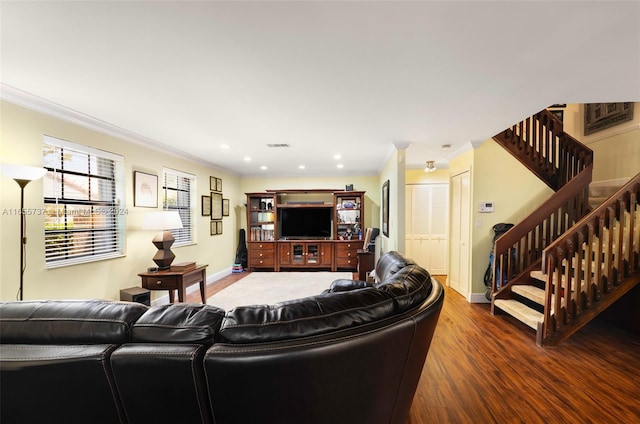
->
[[376, 265, 432, 312], [219, 288, 395, 343], [375, 250, 416, 283], [131, 303, 225, 345], [0, 300, 147, 344]]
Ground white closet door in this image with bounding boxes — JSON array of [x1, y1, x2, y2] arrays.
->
[[449, 171, 470, 297], [405, 184, 448, 275]]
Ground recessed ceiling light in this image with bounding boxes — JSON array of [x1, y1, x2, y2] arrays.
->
[[298, 165, 306, 170], [260, 165, 268, 170], [220, 144, 230, 150], [334, 154, 342, 160], [244, 156, 252, 162], [337, 164, 344, 169]]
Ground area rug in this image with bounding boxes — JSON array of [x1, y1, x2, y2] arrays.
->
[[207, 271, 352, 311]]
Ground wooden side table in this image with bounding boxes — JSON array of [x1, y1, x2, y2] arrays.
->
[[138, 264, 208, 303], [357, 249, 375, 281]]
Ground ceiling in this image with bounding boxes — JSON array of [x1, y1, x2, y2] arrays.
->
[[1, 1, 638, 177]]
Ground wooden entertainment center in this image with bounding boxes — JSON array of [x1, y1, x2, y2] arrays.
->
[[246, 189, 365, 272]]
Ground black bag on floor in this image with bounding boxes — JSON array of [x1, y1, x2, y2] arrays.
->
[[484, 223, 514, 300]]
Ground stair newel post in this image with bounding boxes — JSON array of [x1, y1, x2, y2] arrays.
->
[[628, 190, 638, 275], [542, 252, 557, 340], [615, 198, 626, 285], [605, 206, 616, 293], [554, 246, 565, 331], [565, 239, 575, 323], [585, 223, 595, 307], [575, 231, 585, 314]]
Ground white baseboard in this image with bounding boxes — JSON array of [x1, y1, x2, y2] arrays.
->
[[468, 292, 491, 304], [150, 266, 232, 306]]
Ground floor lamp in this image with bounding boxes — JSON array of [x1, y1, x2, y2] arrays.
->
[[1, 164, 48, 301]]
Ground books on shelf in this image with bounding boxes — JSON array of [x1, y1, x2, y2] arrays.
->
[[250, 224, 274, 241], [170, 261, 196, 272]]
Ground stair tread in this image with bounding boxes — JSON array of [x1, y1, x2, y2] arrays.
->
[[494, 299, 542, 330], [511, 285, 545, 305]]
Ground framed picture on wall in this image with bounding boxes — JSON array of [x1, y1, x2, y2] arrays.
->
[[210, 192, 223, 220], [222, 198, 230, 216], [133, 171, 158, 208], [201, 195, 211, 216], [382, 180, 390, 237]]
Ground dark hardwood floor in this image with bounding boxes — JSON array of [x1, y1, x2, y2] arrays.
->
[[190, 274, 640, 423]]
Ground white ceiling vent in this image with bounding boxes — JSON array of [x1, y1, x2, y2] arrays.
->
[[266, 143, 291, 148]]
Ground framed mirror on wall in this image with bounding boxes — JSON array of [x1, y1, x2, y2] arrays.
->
[[382, 180, 389, 237]]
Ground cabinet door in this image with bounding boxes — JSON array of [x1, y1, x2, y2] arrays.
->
[[306, 244, 319, 264], [292, 243, 305, 264], [319, 242, 333, 266], [278, 242, 291, 266]]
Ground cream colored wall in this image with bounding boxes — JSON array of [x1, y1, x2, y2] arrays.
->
[[377, 148, 406, 255], [0, 101, 240, 302], [468, 139, 552, 297], [447, 140, 552, 300], [559, 103, 640, 181], [406, 168, 449, 184]]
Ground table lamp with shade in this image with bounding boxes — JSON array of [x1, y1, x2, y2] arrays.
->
[[0, 164, 48, 300], [142, 211, 183, 270]]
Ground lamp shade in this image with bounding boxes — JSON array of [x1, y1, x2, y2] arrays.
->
[[142, 211, 183, 231], [0, 164, 47, 181]]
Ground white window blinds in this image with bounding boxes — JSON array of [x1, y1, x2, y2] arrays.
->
[[43, 135, 126, 267], [162, 168, 195, 246]]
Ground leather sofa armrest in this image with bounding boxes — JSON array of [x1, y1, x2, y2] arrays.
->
[[323, 278, 373, 293]]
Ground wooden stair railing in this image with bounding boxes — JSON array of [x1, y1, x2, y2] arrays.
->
[[495, 110, 592, 191], [491, 110, 593, 296], [490, 109, 603, 346], [539, 174, 640, 346], [490, 168, 592, 299]]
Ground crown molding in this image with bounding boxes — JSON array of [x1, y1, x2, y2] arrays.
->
[[0, 83, 236, 175]]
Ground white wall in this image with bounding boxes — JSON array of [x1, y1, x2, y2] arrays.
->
[[0, 100, 240, 302]]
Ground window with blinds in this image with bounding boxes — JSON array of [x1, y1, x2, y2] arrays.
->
[[162, 168, 195, 245], [43, 135, 126, 267]]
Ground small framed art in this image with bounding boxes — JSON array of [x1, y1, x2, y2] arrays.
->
[[201, 195, 211, 216], [382, 179, 390, 237], [210, 220, 223, 235], [222, 198, 230, 216], [133, 171, 158, 208]]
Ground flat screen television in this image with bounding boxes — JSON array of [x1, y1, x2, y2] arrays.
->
[[279, 207, 332, 239]]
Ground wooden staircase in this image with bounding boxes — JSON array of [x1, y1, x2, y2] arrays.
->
[[490, 110, 640, 347]]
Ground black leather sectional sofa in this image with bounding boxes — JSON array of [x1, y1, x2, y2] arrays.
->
[[0, 251, 444, 424]]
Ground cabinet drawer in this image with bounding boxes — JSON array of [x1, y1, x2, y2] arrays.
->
[[250, 249, 275, 260], [249, 242, 275, 252], [141, 276, 178, 290], [250, 256, 275, 267], [336, 257, 358, 268], [335, 243, 360, 257]]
